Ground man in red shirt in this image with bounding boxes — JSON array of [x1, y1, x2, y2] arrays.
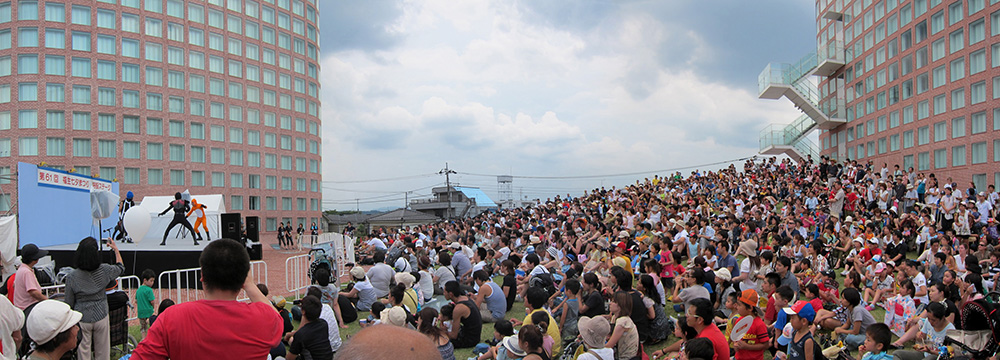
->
[[856, 238, 883, 269], [132, 239, 281, 360], [687, 298, 730, 360]]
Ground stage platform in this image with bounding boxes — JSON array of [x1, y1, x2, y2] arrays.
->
[[44, 237, 209, 276]]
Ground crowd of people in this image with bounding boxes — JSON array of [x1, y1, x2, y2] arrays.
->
[[342, 156, 998, 360], [1, 155, 999, 360]]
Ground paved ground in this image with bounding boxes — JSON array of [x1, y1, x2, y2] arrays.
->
[[258, 244, 312, 297]]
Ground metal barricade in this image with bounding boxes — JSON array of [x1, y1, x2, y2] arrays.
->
[[156, 267, 202, 305], [42, 275, 142, 321], [285, 254, 310, 298], [39, 284, 65, 299], [116, 275, 142, 322], [237, 260, 268, 302]]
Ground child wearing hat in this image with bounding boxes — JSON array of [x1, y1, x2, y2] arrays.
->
[[732, 289, 769, 360], [775, 300, 816, 360]]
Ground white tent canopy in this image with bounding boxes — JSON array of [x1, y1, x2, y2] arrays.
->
[[136, 194, 226, 242]]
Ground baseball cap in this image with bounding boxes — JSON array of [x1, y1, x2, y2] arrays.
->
[[270, 295, 287, 309], [27, 300, 82, 344], [875, 263, 887, 274], [782, 300, 816, 323], [776, 323, 795, 346], [738, 289, 759, 307], [349, 266, 366, 280]]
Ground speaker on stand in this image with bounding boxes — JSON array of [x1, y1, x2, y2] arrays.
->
[[245, 216, 262, 260]]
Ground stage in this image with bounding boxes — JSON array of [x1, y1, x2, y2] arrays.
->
[[44, 237, 208, 276]]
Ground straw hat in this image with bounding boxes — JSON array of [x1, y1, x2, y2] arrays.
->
[[381, 306, 407, 327]]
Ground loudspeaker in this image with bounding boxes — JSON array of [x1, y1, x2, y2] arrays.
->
[[245, 216, 260, 243], [248, 243, 262, 260], [221, 213, 242, 241]]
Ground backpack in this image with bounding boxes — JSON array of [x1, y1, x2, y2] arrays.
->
[[0, 274, 13, 295], [529, 270, 558, 298]]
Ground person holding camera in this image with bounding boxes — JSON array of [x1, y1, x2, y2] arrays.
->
[[64, 237, 124, 360]]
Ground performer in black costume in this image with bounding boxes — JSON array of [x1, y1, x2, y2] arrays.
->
[[157, 192, 199, 246], [113, 191, 136, 243]]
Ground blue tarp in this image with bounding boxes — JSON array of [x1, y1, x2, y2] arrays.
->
[[454, 187, 498, 208]]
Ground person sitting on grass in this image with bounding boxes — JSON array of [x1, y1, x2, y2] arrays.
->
[[891, 282, 958, 347], [606, 291, 639, 360], [732, 289, 769, 360], [360, 302, 386, 328], [416, 307, 455, 360], [574, 315, 613, 360], [511, 287, 562, 354], [552, 278, 580, 344], [650, 316, 700, 360], [862, 263, 894, 309], [776, 301, 817, 360], [834, 288, 877, 350], [855, 323, 892, 360], [339, 266, 377, 312], [284, 295, 333, 360], [305, 287, 342, 353], [890, 302, 954, 360], [311, 268, 348, 329], [883, 281, 918, 337], [443, 280, 482, 349]]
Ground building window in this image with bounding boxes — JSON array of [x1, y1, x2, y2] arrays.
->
[[123, 168, 140, 184], [169, 169, 184, 186], [72, 138, 91, 157], [98, 139, 115, 158], [146, 142, 162, 160], [147, 169, 162, 185], [953, 145, 967, 166]]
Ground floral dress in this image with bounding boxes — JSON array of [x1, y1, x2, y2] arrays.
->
[[883, 294, 917, 336]]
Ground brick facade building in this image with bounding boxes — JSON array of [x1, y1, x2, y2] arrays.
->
[[0, 0, 323, 234], [759, 0, 999, 189]]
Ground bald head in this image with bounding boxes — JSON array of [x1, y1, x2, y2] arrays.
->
[[337, 324, 439, 360]]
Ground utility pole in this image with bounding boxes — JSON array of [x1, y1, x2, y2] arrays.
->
[[439, 163, 456, 220]]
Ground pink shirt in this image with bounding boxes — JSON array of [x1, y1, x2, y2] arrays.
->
[[13, 264, 40, 310]]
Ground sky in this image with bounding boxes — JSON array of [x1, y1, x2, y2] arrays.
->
[[316, 0, 818, 211]]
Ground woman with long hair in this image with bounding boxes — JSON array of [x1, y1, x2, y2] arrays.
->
[[416, 307, 455, 360], [638, 274, 670, 343], [606, 292, 639, 360], [64, 237, 124, 360]]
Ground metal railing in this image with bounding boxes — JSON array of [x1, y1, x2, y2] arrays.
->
[[237, 261, 268, 302], [157, 267, 202, 304], [285, 254, 311, 298], [41, 275, 143, 321], [783, 114, 818, 144]]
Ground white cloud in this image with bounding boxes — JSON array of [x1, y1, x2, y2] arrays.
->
[[319, 0, 802, 209]]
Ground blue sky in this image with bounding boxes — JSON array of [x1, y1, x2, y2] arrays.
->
[[316, 0, 817, 210]]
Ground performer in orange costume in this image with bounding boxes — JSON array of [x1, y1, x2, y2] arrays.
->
[[186, 198, 210, 241]]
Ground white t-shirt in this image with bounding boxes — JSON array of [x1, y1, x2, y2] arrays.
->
[[912, 272, 929, 304], [0, 295, 24, 360], [739, 258, 759, 291], [320, 303, 342, 352], [577, 347, 615, 360], [366, 238, 387, 251], [418, 270, 435, 300]]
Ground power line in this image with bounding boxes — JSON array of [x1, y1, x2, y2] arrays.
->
[[321, 182, 443, 203], [455, 156, 753, 180], [321, 173, 437, 184]]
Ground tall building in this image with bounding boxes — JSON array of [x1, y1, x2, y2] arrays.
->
[[759, 0, 999, 189], [0, 0, 323, 233]]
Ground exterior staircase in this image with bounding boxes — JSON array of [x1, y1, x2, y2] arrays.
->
[[758, 39, 847, 162]]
